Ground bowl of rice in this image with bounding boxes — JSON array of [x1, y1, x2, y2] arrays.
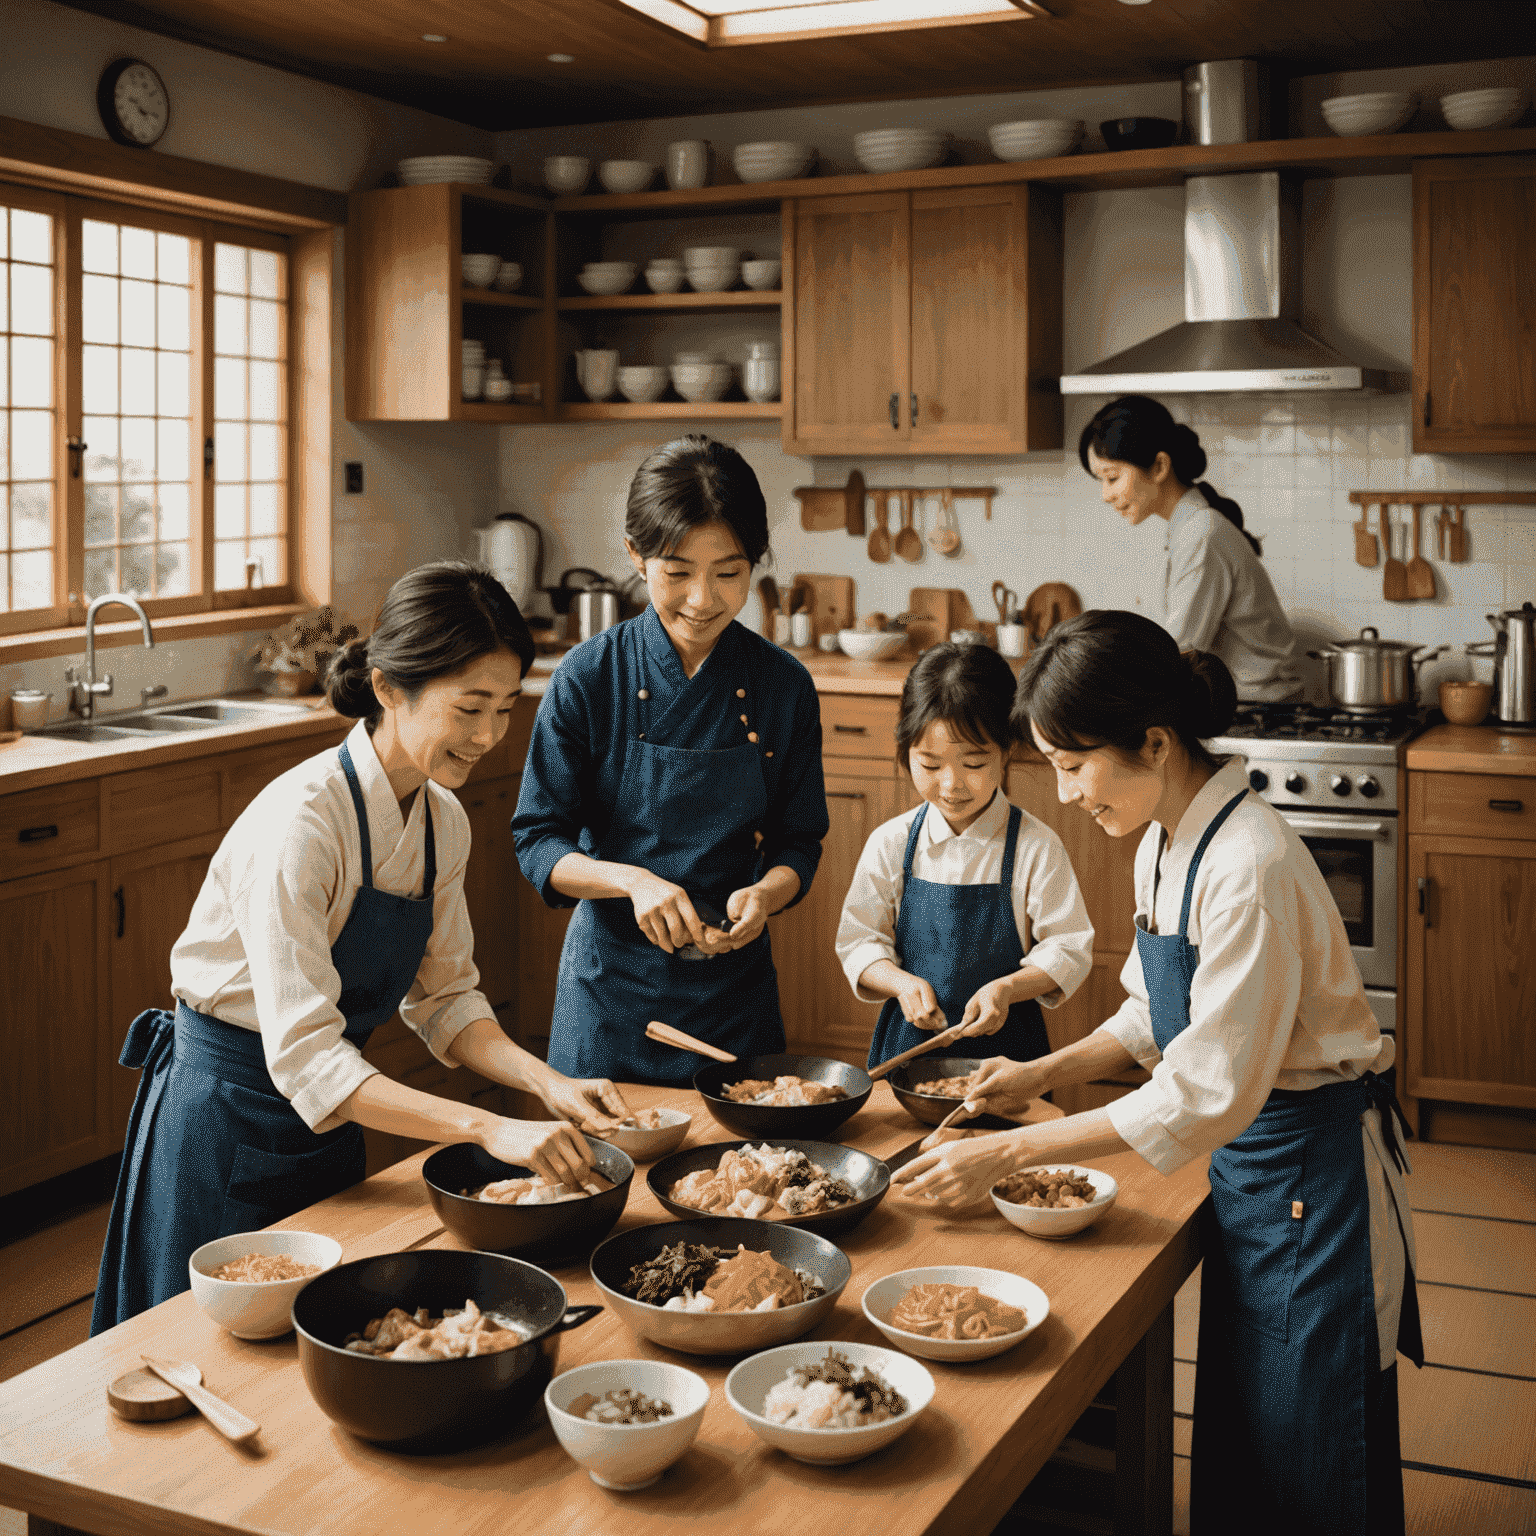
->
[[860, 1264, 1049, 1363], [725, 1341, 934, 1464], [991, 1164, 1118, 1239], [545, 1359, 710, 1489], [188, 1229, 343, 1339]]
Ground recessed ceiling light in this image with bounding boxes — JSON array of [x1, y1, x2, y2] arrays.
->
[[547, 52, 576, 63], [613, 0, 1045, 46], [421, 33, 449, 42]]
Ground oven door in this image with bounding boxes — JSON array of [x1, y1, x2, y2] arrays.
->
[[1277, 811, 1398, 990]]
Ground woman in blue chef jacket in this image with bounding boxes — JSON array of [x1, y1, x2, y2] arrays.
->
[[512, 436, 829, 1085]]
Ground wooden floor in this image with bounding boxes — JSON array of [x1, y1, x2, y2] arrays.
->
[[1, 1144, 1532, 1536]]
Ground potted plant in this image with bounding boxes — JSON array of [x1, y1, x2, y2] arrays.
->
[[249, 608, 358, 696]]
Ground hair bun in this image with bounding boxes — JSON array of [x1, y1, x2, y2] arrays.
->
[[325, 637, 376, 719], [1183, 649, 1237, 739]]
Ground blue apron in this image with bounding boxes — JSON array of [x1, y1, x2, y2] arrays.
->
[[867, 801, 1050, 1070], [92, 741, 437, 1334], [1135, 788, 1422, 1535], [547, 650, 786, 1088]]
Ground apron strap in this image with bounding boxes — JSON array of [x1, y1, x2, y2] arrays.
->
[[900, 802, 928, 882], [338, 740, 436, 898], [1177, 788, 1250, 939]]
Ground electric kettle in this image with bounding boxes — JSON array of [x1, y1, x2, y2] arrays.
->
[[1483, 602, 1536, 728], [473, 513, 543, 610]]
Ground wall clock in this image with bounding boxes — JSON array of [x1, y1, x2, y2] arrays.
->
[[97, 58, 170, 148]]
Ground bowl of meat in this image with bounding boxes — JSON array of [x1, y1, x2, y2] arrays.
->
[[886, 1058, 1021, 1132], [422, 1138, 634, 1263], [860, 1265, 1049, 1363], [693, 1053, 872, 1140], [590, 1217, 850, 1355], [292, 1248, 602, 1451], [647, 1137, 889, 1237]]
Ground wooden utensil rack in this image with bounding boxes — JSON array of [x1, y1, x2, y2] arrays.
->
[[796, 469, 997, 531]]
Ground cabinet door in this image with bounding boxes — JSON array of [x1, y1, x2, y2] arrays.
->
[[0, 861, 112, 1195], [1406, 836, 1536, 1109], [785, 193, 910, 453], [459, 774, 520, 1012], [107, 835, 220, 1149], [773, 762, 903, 1066], [1413, 157, 1536, 453]]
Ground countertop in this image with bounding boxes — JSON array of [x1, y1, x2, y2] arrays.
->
[[1405, 722, 1536, 775]]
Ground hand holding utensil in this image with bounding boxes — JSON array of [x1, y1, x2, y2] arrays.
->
[[140, 1357, 260, 1444], [645, 1021, 737, 1062]]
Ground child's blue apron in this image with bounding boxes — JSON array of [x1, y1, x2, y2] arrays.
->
[[867, 801, 1050, 1070], [1134, 788, 1422, 1534], [91, 741, 438, 1334]]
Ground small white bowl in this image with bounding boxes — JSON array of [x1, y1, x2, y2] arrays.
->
[[861, 1265, 1049, 1363], [578, 268, 637, 295], [1320, 92, 1416, 137], [733, 142, 815, 183], [188, 1230, 342, 1339], [492, 262, 523, 292], [546, 1360, 709, 1490], [460, 253, 502, 287], [836, 628, 907, 661], [616, 366, 673, 405], [741, 259, 782, 290], [990, 1165, 1118, 1240], [544, 155, 592, 194], [600, 1104, 691, 1157], [1440, 86, 1527, 131], [598, 160, 656, 194], [725, 1342, 934, 1465]]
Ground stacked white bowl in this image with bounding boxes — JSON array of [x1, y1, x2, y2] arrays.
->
[[683, 245, 740, 292], [1440, 87, 1528, 131], [598, 159, 656, 193], [988, 118, 1083, 162], [461, 253, 502, 288], [853, 128, 947, 174], [1320, 92, 1417, 137], [398, 155, 495, 186], [733, 142, 815, 183], [645, 258, 685, 293], [670, 353, 733, 403], [578, 261, 638, 296], [616, 365, 671, 403]]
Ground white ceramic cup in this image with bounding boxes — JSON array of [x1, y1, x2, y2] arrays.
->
[[665, 140, 710, 190], [791, 612, 812, 648], [996, 623, 1026, 658]]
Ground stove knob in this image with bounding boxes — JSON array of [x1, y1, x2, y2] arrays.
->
[[1356, 775, 1381, 799], [1330, 774, 1352, 797], [1248, 768, 1269, 792], [1284, 772, 1306, 795]]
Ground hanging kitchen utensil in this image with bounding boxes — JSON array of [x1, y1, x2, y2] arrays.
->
[[1449, 505, 1470, 563], [1353, 505, 1378, 567], [928, 488, 961, 556], [894, 492, 923, 563], [991, 580, 1018, 626], [867, 490, 892, 563], [1406, 505, 1436, 599], [1381, 508, 1408, 601]]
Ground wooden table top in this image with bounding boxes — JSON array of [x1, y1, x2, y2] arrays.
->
[[0, 1086, 1208, 1536]]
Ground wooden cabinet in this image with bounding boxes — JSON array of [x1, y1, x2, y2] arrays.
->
[[784, 184, 1061, 456], [1413, 156, 1536, 454]]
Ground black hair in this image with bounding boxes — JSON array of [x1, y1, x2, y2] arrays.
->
[[1012, 609, 1237, 773], [325, 560, 536, 725], [896, 641, 1019, 766], [625, 434, 770, 568], [1079, 394, 1263, 558]]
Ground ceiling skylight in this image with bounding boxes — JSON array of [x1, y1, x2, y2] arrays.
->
[[616, 0, 1046, 47]]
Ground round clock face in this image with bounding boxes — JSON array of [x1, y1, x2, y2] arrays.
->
[[105, 60, 169, 146]]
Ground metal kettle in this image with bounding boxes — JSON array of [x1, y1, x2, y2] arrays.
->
[[1480, 602, 1536, 727]]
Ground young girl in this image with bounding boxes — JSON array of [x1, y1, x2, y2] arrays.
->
[[836, 642, 1094, 1071]]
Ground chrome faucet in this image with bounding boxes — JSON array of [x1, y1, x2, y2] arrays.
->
[[66, 593, 155, 722]]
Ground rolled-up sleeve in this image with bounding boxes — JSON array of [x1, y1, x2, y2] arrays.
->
[[1017, 833, 1093, 1008], [512, 676, 593, 909], [758, 675, 827, 908]]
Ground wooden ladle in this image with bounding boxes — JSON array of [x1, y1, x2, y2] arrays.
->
[[867, 490, 892, 563], [894, 491, 924, 563]]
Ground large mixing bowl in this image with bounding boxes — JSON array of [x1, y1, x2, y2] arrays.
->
[[292, 1248, 601, 1452], [423, 1139, 634, 1263], [590, 1217, 850, 1356], [886, 1057, 1019, 1132], [693, 1053, 872, 1140], [648, 1138, 889, 1238]]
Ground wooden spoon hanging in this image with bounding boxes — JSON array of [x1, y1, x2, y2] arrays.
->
[[1406, 504, 1436, 599], [867, 490, 892, 563], [894, 491, 924, 563], [1381, 506, 1408, 601]]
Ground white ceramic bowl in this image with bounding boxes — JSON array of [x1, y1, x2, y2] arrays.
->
[[616, 366, 673, 405], [741, 259, 782, 290], [1440, 87, 1527, 131], [1320, 92, 1416, 137], [836, 629, 907, 661], [546, 1360, 709, 1490], [733, 142, 815, 182], [645, 267, 685, 293], [861, 1265, 1050, 1363], [577, 268, 637, 295], [988, 118, 1083, 161], [600, 1103, 692, 1156], [990, 1164, 1118, 1240], [725, 1342, 934, 1465], [598, 160, 656, 194], [670, 363, 733, 402], [492, 262, 523, 292], [543, 156, 592, 194], [460, 253, 502, 287], [188, 1230, 342, 1339]]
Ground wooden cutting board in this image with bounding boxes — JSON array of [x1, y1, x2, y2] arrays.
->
[[791, 572, 855, 643]]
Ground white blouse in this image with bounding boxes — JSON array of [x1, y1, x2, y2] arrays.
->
[[1100, 758, 1414, 1368], [1164, 487, 1301, 701], [836, 790, 1094, 1009], [171, 720, 493, 1133]]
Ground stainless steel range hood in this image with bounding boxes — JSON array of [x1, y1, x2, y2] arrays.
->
[[1061, 172, 1390, 395]]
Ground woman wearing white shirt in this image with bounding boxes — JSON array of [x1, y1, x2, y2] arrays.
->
[[93, 562, 628, 1334], [891, 610, 1421, 1535], [1083, 394, 1300, 701]]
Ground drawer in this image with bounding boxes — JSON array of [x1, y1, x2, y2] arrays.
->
[[821, 695, 900, 760], [1411, 771, 1536, 840], [0, 778, 101, 877], [108, 763, 222, 854]]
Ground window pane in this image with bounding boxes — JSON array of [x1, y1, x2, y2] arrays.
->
[[215, 421, 245, 482], [82, 274, 117, 344], [157, 482, 189, 540], [121, 279, 155, 347], [11, 481, 51, 547], [83, 344, 118, 413], [82, 219, 117, 275], [120, 225, 155, 280], [248, 422, 281, 482], [12, 548, 51, 609], [10, 263, 51, 336], [249, 480, 281, 535], [121, 482, 154, 542], [121, 347, 155, 413], [121, 417, 155, 480], [11, 410, 50, 479], [84, 546, 116, 597], [83, 417, 119, 481], [155, 541, 190, 596], [158, 232, 190, 285], [249, 299, 282, 360], [215, 356, 246, 419], [11, 335, 52, 408], [248, 359, 282, 421], [157, 418, 188, 482], [157, 283, 190, 352], [158, 351, 190, 418], [215, 294, 247, 354], [214, 243, 247, 295], [215, 482, 245, 537], [85, 483, 116, 544]]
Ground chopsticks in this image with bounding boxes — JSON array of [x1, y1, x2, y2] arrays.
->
[[866, 1021, 972, 1080], [645, 1021, 737, 1063]]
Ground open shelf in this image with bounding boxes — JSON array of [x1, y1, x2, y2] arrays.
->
[[559, 290, 781, 311], [557, 400, 782, 420]]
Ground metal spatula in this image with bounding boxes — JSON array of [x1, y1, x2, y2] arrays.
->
[[1382, 507, 1408, 601]]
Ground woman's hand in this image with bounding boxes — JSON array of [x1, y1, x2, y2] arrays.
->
[[722, 885, 770, 949], [539, 1073, 630, 1135], [957, 978, 1015, 1037], [890, 1130, 1025, 1212], [960, 1055, 1054, 1120], [479, 1117, 597, 1190], [627, 871, 710, 954]]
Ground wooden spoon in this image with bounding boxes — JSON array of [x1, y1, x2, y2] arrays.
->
[[894, 491, 924, 563], [868, 1021, 971, 1080], [1406, 504, 1436, 599], [645, 1021, 737, 1063], [1353, 505, 1378, 567], [140, 1357, 260, 1445], [1381, 506, 1408, 601], [867, 490, 892, 563]]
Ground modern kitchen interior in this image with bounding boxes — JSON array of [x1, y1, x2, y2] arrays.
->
[[0, 2, 1533, 1533]]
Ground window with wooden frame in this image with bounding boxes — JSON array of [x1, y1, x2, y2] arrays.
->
[[1, 182, 294, 638]]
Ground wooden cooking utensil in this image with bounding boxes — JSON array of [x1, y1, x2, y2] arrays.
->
[[1381, 507, 1408, 601], [1353, 505, 1378, 567], [894, 491, 924, 563], [1406, 504, 1436, 599], [867, 1021, 971, 1081], [140, 1357, 260, 1444], [645, 1021, 737, 1063], [867, 491, 892, 563], [928, 488, 960, 556], [1449, 505, 1469, 562]]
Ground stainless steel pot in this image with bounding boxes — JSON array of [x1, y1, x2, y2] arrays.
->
[[1307, 626, 1447, 713]]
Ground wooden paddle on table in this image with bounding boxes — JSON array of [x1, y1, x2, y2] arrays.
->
[[645, 1021, 737, 1063]]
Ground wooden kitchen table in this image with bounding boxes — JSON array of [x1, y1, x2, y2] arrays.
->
[[0, 1085, 1208, 1536]]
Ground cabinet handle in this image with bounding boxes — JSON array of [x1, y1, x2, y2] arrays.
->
[[1488, 798, 1523, 813], [18, 823, 59, 843], [911, 392, 919, 426], [832, 723, 868, 735], [827, 790, 866, 800], [1417, 875, 1432, 928], [889, 392, 899, 430], [113, 885, 125, 939]]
